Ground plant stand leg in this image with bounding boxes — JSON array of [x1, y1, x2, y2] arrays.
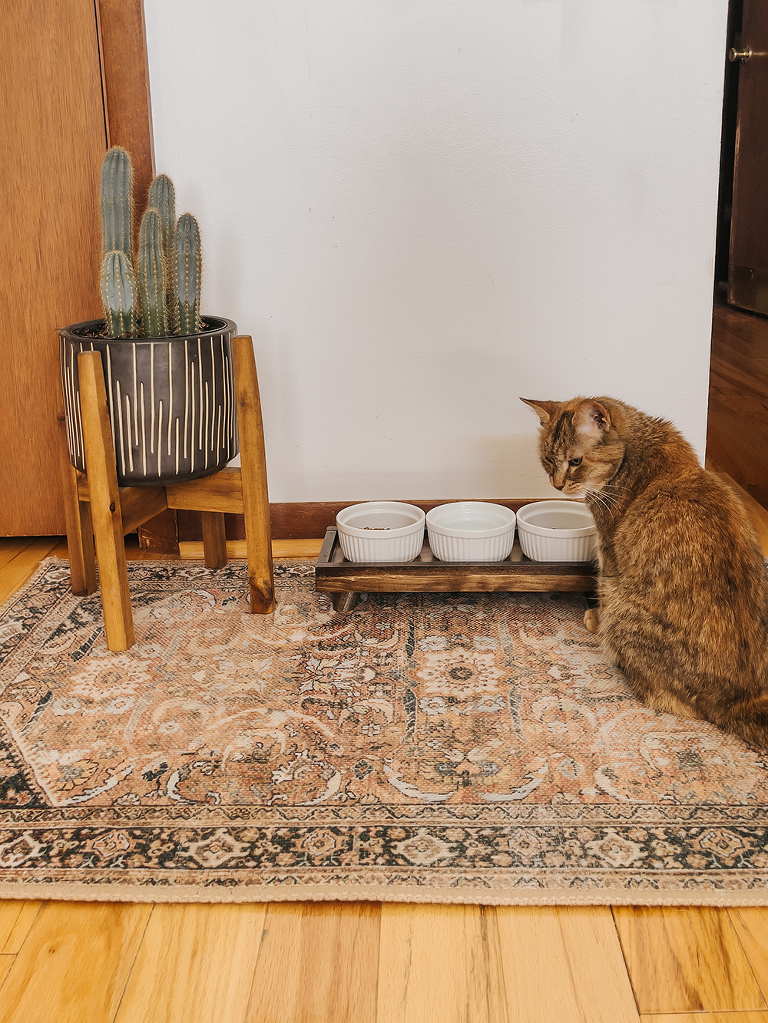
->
[[201, 511, 228, 569], [78, 351, 135, 651], [57, 410, 96, 595], [331, 591, 359, 613], [233, 336, 275, 614]]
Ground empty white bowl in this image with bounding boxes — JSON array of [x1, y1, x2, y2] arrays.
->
[[426, 502, 517, 562], [516, 500, 597, 562], [336, 501, 425, 562]]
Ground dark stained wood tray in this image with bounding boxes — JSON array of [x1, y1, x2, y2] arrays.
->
[[315, 527, 596, 610]]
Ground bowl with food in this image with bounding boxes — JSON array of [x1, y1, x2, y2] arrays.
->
[[336, 501, 425, 562]]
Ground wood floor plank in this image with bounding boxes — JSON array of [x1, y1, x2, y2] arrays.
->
[[727, 909, 768, 1002], [613, 906, 765, 1014], [115, 903, 267, 1023], [0, 901, 151, 1023], [246, 901, 379, 1023], [377, 903, 505, 1023], [641, 1013, 768, 1023], [0, 538, 60, 605], [0, 900, 43, 954], [490, 906, 640, 1023], [0, 539, 33, 571], [0, 955, 14, 990]]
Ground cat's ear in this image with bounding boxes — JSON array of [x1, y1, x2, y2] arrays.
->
[[572, 399, 611, 437], [520, 398, 560, 427]]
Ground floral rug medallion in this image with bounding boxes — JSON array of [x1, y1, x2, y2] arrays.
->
[[1, 558, 767, 905]]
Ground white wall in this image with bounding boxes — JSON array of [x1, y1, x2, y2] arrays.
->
[[145, 0, 728, 502]]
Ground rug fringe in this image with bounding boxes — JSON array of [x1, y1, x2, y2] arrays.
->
[[0, 882, 766, 907]]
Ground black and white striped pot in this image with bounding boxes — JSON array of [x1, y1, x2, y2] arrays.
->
[[59, 317, 240, 486]]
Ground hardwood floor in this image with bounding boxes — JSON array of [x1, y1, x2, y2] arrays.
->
[[707, 298, 768, 510], [1, 435, 768, 1018]]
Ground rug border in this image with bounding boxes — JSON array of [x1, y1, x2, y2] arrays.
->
[[0, 882, 767, 907]]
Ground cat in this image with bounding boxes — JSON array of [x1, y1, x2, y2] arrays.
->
[[521, 395, 768, 748]]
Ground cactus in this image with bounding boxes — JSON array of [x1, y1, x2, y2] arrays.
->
[[96, 148, 207, 339], [173, 213, 202, 335], [137, 209, 168, 338], [147, 174, 176, 254], [100, 147, 133, 260], [147, 174, 176, 326], [101, 250, 138, 338]]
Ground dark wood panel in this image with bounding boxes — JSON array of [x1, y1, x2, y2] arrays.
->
[[729, 0, 768, 294], [706, 299, 768, 509]]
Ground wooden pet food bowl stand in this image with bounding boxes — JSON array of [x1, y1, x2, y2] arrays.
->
[[315, 527, 596, 611], [58, 335, 274, 652]]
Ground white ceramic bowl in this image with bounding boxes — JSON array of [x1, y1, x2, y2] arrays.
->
[[515, 500, 597, 562], [336, 501, 425, 562], [426, 502, 517, 562]]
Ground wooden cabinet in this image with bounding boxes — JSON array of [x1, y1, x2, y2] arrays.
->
[[0, 0, 152, 536]]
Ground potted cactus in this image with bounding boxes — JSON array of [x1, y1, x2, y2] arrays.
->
[[60, 147, 239, 485]]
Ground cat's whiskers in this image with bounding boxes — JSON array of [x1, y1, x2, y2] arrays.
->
[[586, 488, 616, 516], [595, 489, 619, 507], [600, 483, 629, 496]]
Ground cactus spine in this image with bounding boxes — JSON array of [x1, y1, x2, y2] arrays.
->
[[100, 147, 133, 260], [173, 213, 202, 335], [101, 251, 138, 339], [137, 209, 168, 338]]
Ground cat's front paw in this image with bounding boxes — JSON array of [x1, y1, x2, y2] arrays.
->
[[584, 607, 600, 633]]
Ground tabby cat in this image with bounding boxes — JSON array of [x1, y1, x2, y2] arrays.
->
[[521, 396, 768, 748]]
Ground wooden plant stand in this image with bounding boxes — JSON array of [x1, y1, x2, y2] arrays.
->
[[58, 335, 274, 652], [315, 527, 596, 611]]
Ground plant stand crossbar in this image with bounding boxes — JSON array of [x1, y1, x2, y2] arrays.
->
[[58, 335, 274, 652]]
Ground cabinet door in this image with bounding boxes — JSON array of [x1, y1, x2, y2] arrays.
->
[[0, 0, 106, 535], [728, 0, 768, 313]]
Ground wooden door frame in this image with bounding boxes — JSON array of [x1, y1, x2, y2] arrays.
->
[[97, 0, 179, 553], [97, 0, 154, 214], [713, 0, 743, 294]]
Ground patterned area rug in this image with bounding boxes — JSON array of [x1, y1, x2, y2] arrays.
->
[[1, 558, 768, 905]]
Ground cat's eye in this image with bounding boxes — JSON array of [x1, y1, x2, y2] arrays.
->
[[568, 456, 582, 468]]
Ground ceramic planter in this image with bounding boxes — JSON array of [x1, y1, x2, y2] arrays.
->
[[60, 317, 239, 486]]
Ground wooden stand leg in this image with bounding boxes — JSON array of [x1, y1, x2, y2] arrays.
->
[[233, 336, 275, 614], [331, 591, 359, 613], [57, 410, 96, 595], [78, 351, 135, 651], [201, 511, 228, 569]]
